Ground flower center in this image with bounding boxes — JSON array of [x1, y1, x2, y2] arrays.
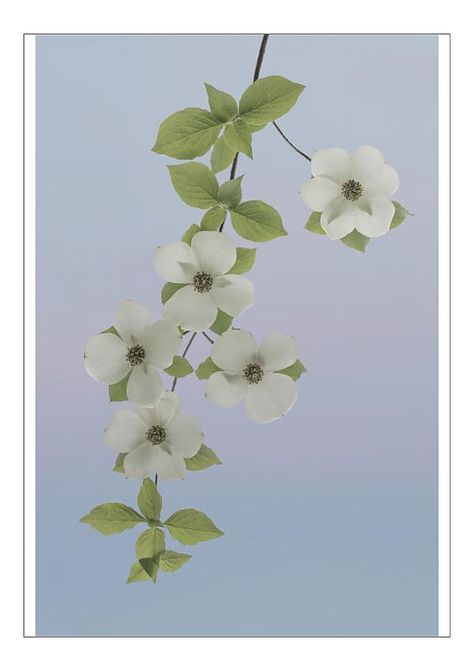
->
[[193, 271, 213, 293], [146, 425, 167, 445], [126, 344, 145, 366], [243, 362, 264, 384], [341, 179, 363, 201]]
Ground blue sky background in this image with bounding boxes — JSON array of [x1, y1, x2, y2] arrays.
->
[[35, 34, 438, 636]]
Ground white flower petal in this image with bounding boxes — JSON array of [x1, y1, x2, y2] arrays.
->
[[155, 391, 181, 427], [205, 371, 247, 407], [155, 447, 186, 480], [114, 300, 152, 346], [126, 365, 164, 407], [299, 176, 340, 212], [244, 373, 298, 423], [105, 409, 147, 453], [210, 329, 258, 372], [154, 241, 198, 283], [354, 197, 395, 238], [166, 413, 203, 458], [210, 274, 254, 317], [311, 148, 351, 183], [191, 231, 236, 276], [320, 199, 356, 240], [141, 319, 181, 368], [123, 443, 156, 478], [258, 333, 298, 372], [84, 333, 129, 384], [351, 146, 385, 180], [162, 285, 218, 331], [362, 164, 399, 197], [136, 405, 159, 426]]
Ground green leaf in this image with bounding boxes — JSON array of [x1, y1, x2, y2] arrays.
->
[[223, 120, 253, 158], [210, 309, 233, 335], [137, 478, 163, 521], [340, 230, 370, 253], [126, 561, 150, 584], [113, 453, 126, 473], [238, 75, 305, 127], [185, 444, 222, 471], [276, 359, 307, 380], [139, 558, 159, 583], [230, 200, 287, 242], [101, 325, 120, 336], [164, 355, 193, 378], [80, 503, 145, 535], [304, 211, 326, 235], [152, 107, 222, 159], [135, 527, 166, 560], [228, 246, 256, 274], [161, 282, 186, 304], [390, 201, 412, 229], [205, 83, 238, 122], [168, 162, 220, 209], [181, 223, 200, 245], [218, 176, 243, 209], [211, 137, 236, 173], [200, 205, 226, 231], [164, 508, 224, 545], [159, 550, 192, 572], [108, 372, 130, 402], [196, 357, 222, 380]]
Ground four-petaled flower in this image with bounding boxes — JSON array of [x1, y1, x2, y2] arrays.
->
[[205, 329, 299, 423], [300, 146, 399, 239], [84, 300, 180, 407], [105, 392, 203, 479], [155, 231, 254, 330]]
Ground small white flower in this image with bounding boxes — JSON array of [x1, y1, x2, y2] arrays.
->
[[155, 231, 254, 330], [105, 392, 203, 479], [205, 329, 299, 423], [84, 300, 180, 407], [300, 146, 399, 239]]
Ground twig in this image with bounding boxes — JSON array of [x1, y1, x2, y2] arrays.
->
[[202, 331, 215, 344]]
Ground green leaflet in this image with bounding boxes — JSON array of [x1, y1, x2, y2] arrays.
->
[[139, 558, 159, 583], [218, 176, 243, 209], [210, 309, 233, 335], [205, 83, 238, 122], [211, 137, 236, 174], [200, 205, 226, 231], [168, 162, 220, 209], [126, 561, 151, 584], [238, 75, 305, 128], [164, 508, 224, 545], [135, 527, 166, 559], [113, 453, 126, 473], [109, 372, 130, 402], [159, 550, 192, 572], [80, 503, 145, 535], [181, 223, 200, 245], [223, 120, 253, 158], [340, 230, 370, 253], [164, 355, 194, 378], [195, 357, 222, 380], [304, 212, 325, 235], [185, 444, 222, 471], [137, 478, 163, 521], [101, 325, 120, 336], [276, 359, 307, 381], [228, 246, 256, 274], [230, 200, 287, 242], [161, 282, 186, 304], [390, 201, 412, 229], [152, 107, 222, 159]]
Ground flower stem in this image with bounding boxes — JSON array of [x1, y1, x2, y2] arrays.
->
[[171, 331, 197, 392], [272, 121, 311, 161], [202, 331, 215, 344]]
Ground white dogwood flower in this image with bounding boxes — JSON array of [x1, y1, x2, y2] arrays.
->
[[84, 300, 180, 407], [205, 329, 299, 423], [300, 146, 399, 239], [155, 231, 254, 330], [104, 391, 203, 479]]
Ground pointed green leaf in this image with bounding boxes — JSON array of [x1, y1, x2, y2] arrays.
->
[[223, 121, 253, 158], [161, 282, 186, 304], [304, 211, 326, 235], [196, 357, 222, 380], [390, 201, 412, 229], [185, 444, 222, 471], [205, 83, 238, 122], [80, 503, 145, 535], [210, 309, 233, 335], [152, 107, 222, 159], [181, 223, 200, 245], [164, 355, 193, 378], [238, 75, 305, 127], [211, 137, 236, 173], [200, 205, 226, 231], [101, 325, 120, 336], [113, 453, 126, 473], [164, 508, 224, 545], [126, 560, 150, 583], [135, 527, 166, 560], [109, 372, 130, 402], [159, 550, 192, 572], [139, 558, 159, 583], [228, 246, 256, 274], [168, 162, 220, 209], [218, 176, 243, 209], [137, 478, 162, 521], [276, 359, 307, 381], [340, 230, 370, 253], [230, 200, 287, 242]]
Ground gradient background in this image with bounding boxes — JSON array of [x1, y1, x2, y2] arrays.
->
[[36, 34, 438, 636]]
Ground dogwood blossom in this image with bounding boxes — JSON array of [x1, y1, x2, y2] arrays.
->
[[155, 231, 254, 330], [105, 391, 203, 479], [300, 146, 399, 239], [205, 329, 299, 423], [84, 300, 180, 407]]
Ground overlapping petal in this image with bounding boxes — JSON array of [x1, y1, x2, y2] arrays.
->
[[311, 148, 351, 183], [166, 413, 203, 458], [244, 373, 298, 424], [211, 274, 254, 317], [84, 333, 129, 384], [205, 371, 247, 407], [105, 409, 147, 453], [126, 365, 164, 407], [114, 300, 151, 346], [154, 241, 198, 283], [141, 319, 181, 368], [163, 285, 218, 330], [320, 199, 357, 239], [258, 333, 298, 372], [123, 443, 156, 478], [191, 231, 236, 276], [210, 330, 258, 372]]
